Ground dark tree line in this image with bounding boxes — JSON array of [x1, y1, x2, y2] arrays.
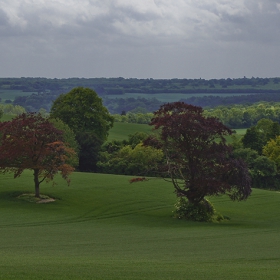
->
[[2, 76, 280, 94], [12, 91, 280, 116]]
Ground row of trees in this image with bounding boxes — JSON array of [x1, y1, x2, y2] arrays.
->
[[0, 104, 26, 115], [204, 103, 280, 128], [7, 97, 280, 130], [12, 90, 280, 115], [112, 102, 280, 129], [2, 76, 280, 94]]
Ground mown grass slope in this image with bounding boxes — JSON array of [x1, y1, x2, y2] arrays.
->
[[108, 122, 152, 141], [108, 122, 246, 143], [0, 171, 280, 279]]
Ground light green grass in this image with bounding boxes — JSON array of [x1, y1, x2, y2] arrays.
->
[[234, 128, 247, 135], [0, 114, 14, 121], [0, 171, 280, 279], [108, 122, 152, 141]]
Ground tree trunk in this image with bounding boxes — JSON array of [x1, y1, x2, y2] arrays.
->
[[33, 169, 40, 198]]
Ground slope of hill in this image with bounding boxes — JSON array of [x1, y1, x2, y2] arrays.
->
[[0, 171, 279, 279]]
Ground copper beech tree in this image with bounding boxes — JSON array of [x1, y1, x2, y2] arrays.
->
[[0, 113, 75, 198], [142, 102, 251, 211]]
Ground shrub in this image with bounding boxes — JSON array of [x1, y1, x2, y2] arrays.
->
[[173, 197, 216, 222]]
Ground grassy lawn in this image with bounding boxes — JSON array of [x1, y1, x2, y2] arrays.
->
[[108, 122, 152, 141], [108, 122, 246, 143], [0, 114, 14, 122], [0, 171, 280, 279]]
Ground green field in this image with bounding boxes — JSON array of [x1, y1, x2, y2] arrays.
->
[[0, 171, 280, 279], [0, 90, 35, 103], [108, 123, 246, 142], [108, 122, 153, 141], [234, 128, 247, 135], [0, 114, 14, 122]]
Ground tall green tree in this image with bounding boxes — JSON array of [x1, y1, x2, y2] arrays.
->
[[50, 87, 114, 171]]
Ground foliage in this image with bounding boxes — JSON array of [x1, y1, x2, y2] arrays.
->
[[76, 130, 103, 172], [145, 102, 251, 209], [233, 119, 280, 190], [3, 76, 280, 96], [263, 136, 280, 171], [50, 87, 114, 171], [173, 197, 216, 222], [98, 131, 163, 176], [0, 113, 75, 197], [233, 148, 278, 189], [49, 118, 79, 167], [98, 142, 163, 176], [0, 103, 26, 115], [204, 103, 280, 128], [242, 126, 266, 154], [113, 112, 153, 124], [111, 102, 280, 128], [241, 118, 280, 154]]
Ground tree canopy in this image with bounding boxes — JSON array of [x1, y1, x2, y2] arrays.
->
[[144, 102, 252, 207], [0, 113, 75, 197], [50, 87, 114, 171]]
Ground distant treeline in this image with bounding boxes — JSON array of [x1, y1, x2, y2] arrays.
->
[[3, 101, 280, 130], [114, 102, 280, 129], [2, 76, 280, 113], [11, 90, 280, 115], [180, 92, 280, 108], [1, 76, 280, 95]]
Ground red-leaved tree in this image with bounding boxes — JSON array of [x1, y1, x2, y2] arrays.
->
[[144, 102, 251, 208], [0, 113, 76, 198]]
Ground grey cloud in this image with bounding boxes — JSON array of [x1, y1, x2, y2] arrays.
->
[[0, 9, 9, 26], [0, 0, 280, 79]]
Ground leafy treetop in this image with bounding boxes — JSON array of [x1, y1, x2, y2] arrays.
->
[[0, 113, 75, 197], [50, 87, 114, 142], [144, 102, 252, 204]]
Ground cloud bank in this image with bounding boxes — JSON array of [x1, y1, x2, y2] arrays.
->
[[0, 0, 280, 78]]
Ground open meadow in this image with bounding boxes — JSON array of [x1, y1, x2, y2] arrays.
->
[[108, 122, 246, 142], [108, 122, 153, 141], [0, 172, 280, 279]]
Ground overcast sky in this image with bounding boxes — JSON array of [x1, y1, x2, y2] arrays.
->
[[0, 0, 280, 79]]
